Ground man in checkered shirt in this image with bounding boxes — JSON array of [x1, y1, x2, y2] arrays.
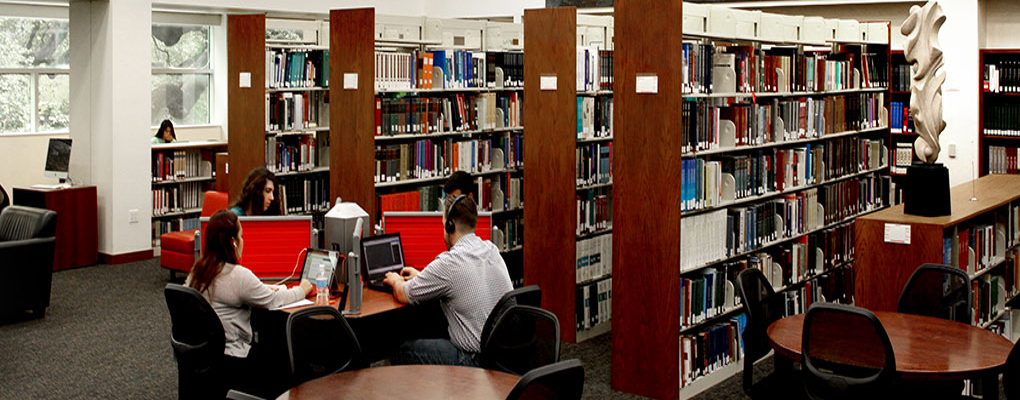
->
[[384, 195, 513, 366]]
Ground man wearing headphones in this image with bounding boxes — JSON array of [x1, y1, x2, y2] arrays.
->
[[383, 194, 513, 366]]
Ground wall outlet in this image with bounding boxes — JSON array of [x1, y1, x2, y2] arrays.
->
[[129, 209, 139, 223], [948, 143, 957, 158]]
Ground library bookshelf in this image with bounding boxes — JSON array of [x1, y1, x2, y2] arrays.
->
[[150, 141, 226, 249], [610, 1, 893, 398], [979, 49, 1020, 177], [523, 9, 615, 343], [228, 15, 332, 223], [890, 49, 913, 202], [331, 9, 527, 284]]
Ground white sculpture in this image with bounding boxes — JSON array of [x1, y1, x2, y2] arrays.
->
[[901, 1, 947, 164]]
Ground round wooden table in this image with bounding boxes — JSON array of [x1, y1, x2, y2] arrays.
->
[[275, 365, 520, 400], [768, 311, 1013, 399]]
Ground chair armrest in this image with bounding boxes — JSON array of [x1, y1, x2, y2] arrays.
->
[[0, 237, 55, 310]]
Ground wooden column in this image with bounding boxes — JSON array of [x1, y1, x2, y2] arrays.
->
[[611, 0, 684, 397], [523, 7, 578, 342], [227, 14, 266, 198], [331, 8, 376, 223]]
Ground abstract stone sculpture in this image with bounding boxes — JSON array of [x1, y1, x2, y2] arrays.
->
[[901, 1, 947, 164]]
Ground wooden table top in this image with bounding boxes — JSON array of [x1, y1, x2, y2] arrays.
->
[[767, 311, 1013, 381], [858, 174, 1020, 227], [278, 284, 405, 318], [275, 365, 520, 400]]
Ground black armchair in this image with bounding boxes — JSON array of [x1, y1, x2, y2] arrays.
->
[[0, 205, 57, 318], [164, 283, 228, 399], [0, 183, 9, 212]]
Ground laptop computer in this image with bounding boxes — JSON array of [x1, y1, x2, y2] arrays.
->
[[360, 233, 407, 293], [298, 248, 341, 296]]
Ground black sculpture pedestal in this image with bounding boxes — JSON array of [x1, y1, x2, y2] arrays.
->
[[903, 162, 951, 217]]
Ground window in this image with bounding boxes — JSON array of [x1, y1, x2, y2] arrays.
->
[[0, 16, 69, 134], [152, 24, 212, 126]]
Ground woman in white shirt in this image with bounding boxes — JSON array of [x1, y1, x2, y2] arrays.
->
[[185, 210, 312, 395]]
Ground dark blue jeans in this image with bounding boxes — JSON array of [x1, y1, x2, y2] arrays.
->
[[392, 338, 479, 367]]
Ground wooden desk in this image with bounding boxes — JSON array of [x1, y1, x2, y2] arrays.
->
[[276, 365, 519, 400], [768, 311, 1012, 399], [13, 186, 98, 270], [279, 283, 405, 317]]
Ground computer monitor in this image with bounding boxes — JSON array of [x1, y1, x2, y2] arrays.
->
[[324, 202, 369, 258], [44, 138, 71, 180], [360, 233, 406, 283]]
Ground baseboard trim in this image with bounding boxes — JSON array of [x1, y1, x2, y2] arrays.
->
[[99, 249, 155, 265]]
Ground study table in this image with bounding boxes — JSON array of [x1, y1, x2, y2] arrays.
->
[[767, 311, 1012, 400], [275, 365, 520, 400]]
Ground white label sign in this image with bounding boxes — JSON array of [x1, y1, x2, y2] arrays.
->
[[636, 74, 658, 94], [883, 223, 911, 245], [343, 73, 359, 90], [540, 75, 558, 91], [239, 72, 251, 88]]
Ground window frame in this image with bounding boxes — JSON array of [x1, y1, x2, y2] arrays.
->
[[151, 22, 215, 128], [0, 12, 70, 136]]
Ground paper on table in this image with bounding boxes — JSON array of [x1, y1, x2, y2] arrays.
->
[[273, 298, 313, 310]]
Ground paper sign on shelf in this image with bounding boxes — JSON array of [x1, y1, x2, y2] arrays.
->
[[636, 74, 658, 94], [343, 73, 358, 90], [883, 223, 911, 245], [239, 72, 251, 88], [540, 74, 557, 91]]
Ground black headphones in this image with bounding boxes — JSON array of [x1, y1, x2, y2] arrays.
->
[[445, 195, 469, 234]]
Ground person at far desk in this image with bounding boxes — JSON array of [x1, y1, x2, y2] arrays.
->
[[443, 170, 474, 197], [185, 211, 312, 395], [151, 119, 176, 144], [229, 167, 280, 216], [384, 195, 513, 366]]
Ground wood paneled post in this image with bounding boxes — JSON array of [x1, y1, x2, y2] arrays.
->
[[227, 14, 266, 199]]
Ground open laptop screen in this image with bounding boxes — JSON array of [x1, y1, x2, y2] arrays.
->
[[361, 233, 405, 282], [300, 249, 338, 284]]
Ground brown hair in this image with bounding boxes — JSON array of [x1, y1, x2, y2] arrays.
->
[[444, 195, 478, 232], [230, 167, 280, 215], [187, 210, 240, 294]]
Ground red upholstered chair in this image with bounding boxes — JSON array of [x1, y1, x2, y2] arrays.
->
[[161, 191, 229, 280]]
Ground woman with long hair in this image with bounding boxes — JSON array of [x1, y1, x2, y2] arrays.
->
[[185, 211, 311, 393], [152, 119, 176, 144], [230, 167, 280, 216]]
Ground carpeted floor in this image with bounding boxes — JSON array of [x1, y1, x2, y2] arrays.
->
[[2, 259, 1002, 399]]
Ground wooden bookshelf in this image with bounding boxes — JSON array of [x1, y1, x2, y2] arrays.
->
[[227, 14, 266, 199], [150, 141, 226, 248], [979, 49, 1020, 177]]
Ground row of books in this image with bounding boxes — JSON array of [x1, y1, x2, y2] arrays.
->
[[374, 136, 522, 183], [486, 52, 524, 88], [680, 316, 744, 389], [479, 174, 523, 213], [683, 45, 876, 94], [152, 217, 199, 247], [894, 142, 913, 175], [681, 93, 886, 154], [376, 92, 522, 136], [576, 233, 612, 284], [575, 276, 612, 333], [265, 49, 328, 89], [576, 46, 613, 92], [577, 142, 612, 187], [893, 63, 911, 92], [265, 135, 325, 174], [492, 216, 523, 252], [577, 188, 612, 235], [375, 50, 485, 90], [983, 102, 1020, 136], [152, 182, 204, 217], [860, 52, 889, 89], [943, 217, 1014, 277], [974, 274, 1011, 327], [988, 146, 1020, 175], [679, 174, 887, 271], [576, 96, 613, 140], [984, 60, 1020, 93], [266, 91, 328, 132], [152, 150, 212, 182], [277, 175, 330, 215], [679, 138, 886, 212], [377, 185, 443, 214], [890, 101, 914, 134], [723, 222, 854, 291]]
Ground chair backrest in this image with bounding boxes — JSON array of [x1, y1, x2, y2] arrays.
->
[[481, 285, 542, 347], [482, 305, 560, 375], [1004, 340, 1020, 400], [505, 359, 584, 400], [201, 191, 230, 217], [735, 267, 781, 394], [0, 205, 57, 241], [801, 303, 896, 400], [164, 283, 226, 398], [897, 263, 971, 324], [286, 306, 362, 386], [0, 183, 9, 212]]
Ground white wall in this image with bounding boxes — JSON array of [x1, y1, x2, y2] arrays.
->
[[425, 0, 544, 21], [981, 0, 1020, 48], [153, 0, 426, 17], [0, 134, 70, 202]]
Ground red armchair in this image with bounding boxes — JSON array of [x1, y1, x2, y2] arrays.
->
[[161, 191, 229, 280]]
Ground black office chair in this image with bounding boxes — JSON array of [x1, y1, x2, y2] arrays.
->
[[897, 263, 971, 324], [736, 268, 799, 399], [226, 390, 265, 400], [164, 283, 228, 400], [1004, 340, 1020, 400], [482, 305, 560, 375], [481, 285, 542, 348], [801, 303, 896, 400], [286, 306, 362, 387], [505, 359, 584, 400], [0, 183, 9, 212]]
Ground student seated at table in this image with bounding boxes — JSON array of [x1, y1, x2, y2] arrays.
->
[[443, 170, 474, 197], [185, 211, 312, 394], [151, 119, 177, 144], [384, 195, 513, 367], [229, 167, 280, 216]]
